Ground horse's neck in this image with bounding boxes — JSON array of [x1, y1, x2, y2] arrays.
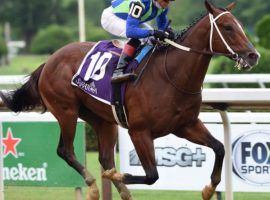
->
[[167, 19, 212, 93]]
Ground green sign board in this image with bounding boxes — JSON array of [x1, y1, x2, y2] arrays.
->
[[2, 121, 85, 187]]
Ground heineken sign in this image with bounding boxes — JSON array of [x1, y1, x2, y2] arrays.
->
[[2, 121, 85, 187], [4, 163, 47, 182]]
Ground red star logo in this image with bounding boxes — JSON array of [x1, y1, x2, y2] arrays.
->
[[2, 128, 21, 158]]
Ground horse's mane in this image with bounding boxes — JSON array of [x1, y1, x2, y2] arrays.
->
[[176, 12, 208, 42], [154, 13, 208, 52], [154, 7, 228, 51], [176, 7, 227, 42]]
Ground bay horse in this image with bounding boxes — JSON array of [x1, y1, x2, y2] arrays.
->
[[0, 1, 260, 200]]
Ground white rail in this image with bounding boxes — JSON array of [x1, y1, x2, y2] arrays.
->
[[203, 88, 270, 106], [1, 74, 270, 85], [204, 74, 270, 88], [205, 74, 270, 83], [0, 75, 27, 85]]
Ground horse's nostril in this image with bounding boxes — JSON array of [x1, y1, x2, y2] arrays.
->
[[248, 52, 259, 60]]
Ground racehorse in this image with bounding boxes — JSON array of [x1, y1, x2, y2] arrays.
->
[[0, 1, 260, 200]]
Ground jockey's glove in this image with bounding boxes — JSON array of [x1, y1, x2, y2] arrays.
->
[[152, 30, 175, 41], [165, 27, 176, 40], [152, 30, 169, 41]]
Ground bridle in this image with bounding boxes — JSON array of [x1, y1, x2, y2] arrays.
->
[[165, 11, 239, 60], [163, 11, 240, 95], [136, 11, 243, 94], [209, 11, 238, 59]]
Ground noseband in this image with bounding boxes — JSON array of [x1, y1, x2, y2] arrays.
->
[[165, 11, 238, 60]]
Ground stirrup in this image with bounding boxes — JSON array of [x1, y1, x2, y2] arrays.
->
[[111, 73, 137, 83]]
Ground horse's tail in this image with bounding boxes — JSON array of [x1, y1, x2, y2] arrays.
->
[[0, 63, 47, 113]]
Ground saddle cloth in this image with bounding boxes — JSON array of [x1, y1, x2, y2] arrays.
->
[[71, 40, 153, 105]]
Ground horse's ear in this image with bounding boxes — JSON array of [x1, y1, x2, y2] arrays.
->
[[205, 0, 215, 14], [226, 2, 236, 11]]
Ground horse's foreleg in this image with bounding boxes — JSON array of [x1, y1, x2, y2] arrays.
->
[[119, 129, 159, 185], [174, 119, 225, 200], [56, 112, 99, 200]]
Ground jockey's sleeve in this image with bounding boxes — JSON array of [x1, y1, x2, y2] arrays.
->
[[126, 17, 152, 38], [156, 8, 169, 31], [126, 1, 152, 38]]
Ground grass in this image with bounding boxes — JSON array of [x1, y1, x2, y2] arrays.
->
[[0, 55, 48, 75], [4, 152, 203, 200], [4, 152, 270, 200]]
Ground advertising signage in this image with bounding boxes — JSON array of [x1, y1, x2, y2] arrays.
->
[[232, 130, 270, 186], [119, 113, 270, 192], [1, 121, 85, 187]]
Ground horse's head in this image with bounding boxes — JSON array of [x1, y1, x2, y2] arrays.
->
[[205, 1, 260, 70]]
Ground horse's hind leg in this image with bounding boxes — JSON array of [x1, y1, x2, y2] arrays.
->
[[55, 112, 99, 200], [39, 70, 98, 199], [56, 131, 99, 200], [79, 109, 132, 200], [174, 119, 225, 200]]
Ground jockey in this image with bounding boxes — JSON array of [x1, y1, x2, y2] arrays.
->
[[101, 0, 175, 83]]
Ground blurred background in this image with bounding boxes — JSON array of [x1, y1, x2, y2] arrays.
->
[[0, 0, 270, 75], [0, 0, 270, 199]]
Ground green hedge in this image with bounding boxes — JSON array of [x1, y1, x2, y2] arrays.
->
[[31, 25, 73, 54], [208, 46, 270, 88], [85, 124, 98, 151], [209, 46, 270, 74], [86, 23, 110, 42], [0, 38, 8, 57], [256, 15, 270, 49]]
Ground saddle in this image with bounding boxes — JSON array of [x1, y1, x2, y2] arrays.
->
[[72, 40, 153, 128]]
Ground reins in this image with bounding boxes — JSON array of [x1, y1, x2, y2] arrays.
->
[[164, 49, 202, 95], [164, 38, 234, 58]]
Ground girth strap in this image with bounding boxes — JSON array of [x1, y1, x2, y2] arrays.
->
[[111, 83, 129, 128]]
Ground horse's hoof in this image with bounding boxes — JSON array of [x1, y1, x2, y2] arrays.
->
[[120, 192, 133, 200], [83, 169, 96, 186], [202, 184, 215, 200], [85, 177, 96, 186], [87, 182, 100, 200]]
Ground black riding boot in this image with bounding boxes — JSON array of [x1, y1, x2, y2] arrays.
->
[[111, 39, 141, 83]]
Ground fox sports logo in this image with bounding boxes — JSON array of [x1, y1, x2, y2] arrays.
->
[[232, 130, 270, 185]]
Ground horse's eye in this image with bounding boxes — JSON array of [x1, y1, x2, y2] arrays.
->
[[224, 25, 233, 32]]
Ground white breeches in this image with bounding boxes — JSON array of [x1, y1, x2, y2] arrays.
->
[[101, 7, 153, 39]]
